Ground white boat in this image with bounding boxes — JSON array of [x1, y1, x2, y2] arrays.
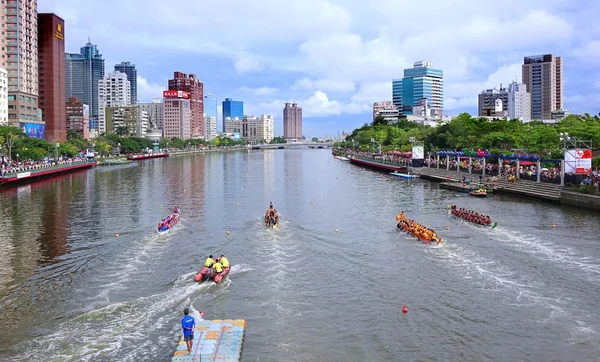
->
[[334, 155, 350, 161], [390, 172, 419, 179]]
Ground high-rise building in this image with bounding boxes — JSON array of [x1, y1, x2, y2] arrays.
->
[[226, 115, 273, 143], [38, 13, 66, 142], [522, 54, 562, 120], [138, 98, 163, 131], [6, 0, 40, 127], [507, 81, 531, 122], [104, 106, 148, 136], [204, 115, 217, 140], [65, 40, 105, 120], [393, 61, 444, 116], [0, 68, 7, 125], [283, 103, 302, 139], [98, 71, 131, 133], [222, 98, 243, 132], [66, 97, 90, 139], [168, 72, 203, 138], [162, 90, 191, 139], [114, 61, 137, 104], [0, 0, 5, 69]]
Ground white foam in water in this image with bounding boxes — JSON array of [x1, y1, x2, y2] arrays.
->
[[489, 227, 600, 280]]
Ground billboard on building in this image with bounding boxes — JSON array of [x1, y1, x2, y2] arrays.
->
[[163, 90, 190, 99], [411, 145, 424, 159], [19, 123, 45, 139], [564, 149, 592, 174], [232, 132, 241, 141]]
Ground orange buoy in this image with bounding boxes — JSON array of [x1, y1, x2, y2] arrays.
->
[[402, 305, 408, 314]]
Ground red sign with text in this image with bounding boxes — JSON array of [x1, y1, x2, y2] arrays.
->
[[163, 90, 190, 99]]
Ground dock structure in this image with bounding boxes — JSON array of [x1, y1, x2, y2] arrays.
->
[[172, 319, 246, 362]]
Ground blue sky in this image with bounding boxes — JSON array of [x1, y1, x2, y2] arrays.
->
[[40, 0, 600, 138]]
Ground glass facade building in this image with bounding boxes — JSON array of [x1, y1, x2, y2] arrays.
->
[[222, 98, 243, 132], [392, 61, 443, 115]]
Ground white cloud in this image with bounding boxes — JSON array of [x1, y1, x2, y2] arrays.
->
[[38, 0, 600, 127], [137, 76, 164, 102]]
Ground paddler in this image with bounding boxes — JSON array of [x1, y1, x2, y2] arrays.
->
[[204, 255, 214, 268], [219, 255, 229, 269]]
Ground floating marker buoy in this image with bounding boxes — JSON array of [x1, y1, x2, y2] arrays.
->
[[226, 230, 230, 235], [311, 201, 314, 204], [335, 228, 339, 232], [445, 226, 449, 230], [199, 310, 205, 318], [115, 233, 119, 237], [160, 204, 163, 207], [402, 305, 408, 314], [236, 202, 239, 205], [552, 224, 556, 228]]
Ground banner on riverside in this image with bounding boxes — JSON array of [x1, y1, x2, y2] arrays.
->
[[564, 149, 592, 174], [411, 146, 424, 159], [19, 122, 45, 139]]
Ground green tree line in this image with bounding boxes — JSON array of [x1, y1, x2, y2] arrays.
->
[[339, 113, 600, 165]]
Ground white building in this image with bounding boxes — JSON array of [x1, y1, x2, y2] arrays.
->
[[138, 98, 164, 131], [0, 68, 7, 125], [98, 71, 131, 133], [163, 91, 191, 139], [507, 81, 531, 122], [372, 101, 399, 122], [412, 98, 443, 120], [203, 115, 217, 140], [225, 115, 274, 143]]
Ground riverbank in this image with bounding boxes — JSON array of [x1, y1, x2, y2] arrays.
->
[[168, 145, 248, 156]]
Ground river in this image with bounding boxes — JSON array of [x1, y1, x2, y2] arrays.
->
[[0, 150, 599, 361]]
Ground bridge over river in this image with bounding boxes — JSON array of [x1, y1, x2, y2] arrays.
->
[[251, 142, 333, 149]]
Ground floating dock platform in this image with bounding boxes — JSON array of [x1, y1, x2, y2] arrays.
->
[[390, 172, 419, 179], [172, 319, 246, 362]]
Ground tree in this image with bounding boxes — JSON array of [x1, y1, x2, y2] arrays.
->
[[0, 126, 25, 160], [372, 115, 388, 126], [270, 137, 287, 144], [115, 126, 129, 137], [94, 140, 112, 156], [311, 137, 319, 142]]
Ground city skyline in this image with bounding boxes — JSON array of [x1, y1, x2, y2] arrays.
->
[[36, 0, 600, 137]]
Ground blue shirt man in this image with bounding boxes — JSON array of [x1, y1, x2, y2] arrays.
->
[[181, 308, 195, 353]]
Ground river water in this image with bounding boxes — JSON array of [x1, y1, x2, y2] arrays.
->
[[0, 150, 599, 362]]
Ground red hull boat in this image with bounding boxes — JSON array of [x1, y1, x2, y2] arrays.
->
[[194, 266, 231, 283]]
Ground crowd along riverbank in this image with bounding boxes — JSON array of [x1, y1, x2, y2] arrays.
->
[[333, 148, 600, 212]]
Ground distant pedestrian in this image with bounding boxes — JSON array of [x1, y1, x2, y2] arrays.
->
[[181, 308, 195, 354]]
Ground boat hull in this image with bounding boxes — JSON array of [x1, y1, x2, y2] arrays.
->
[[157, 212, 180, 234], [397, 221, 441, 244], [390, 172, 419, 179], [469, 192, 488, 198], [195, 266, 231, 283]]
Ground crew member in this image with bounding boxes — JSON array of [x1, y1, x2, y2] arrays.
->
[[213, 259, 224, 274], [181, 308, 195, 354], [204, 255, 214, 267], [219, 255, 229, 269]]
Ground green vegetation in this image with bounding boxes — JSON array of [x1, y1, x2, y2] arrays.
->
[[270, 137, 287, 144], [0, 125, 247, 161], [337, 113, 600, 158]]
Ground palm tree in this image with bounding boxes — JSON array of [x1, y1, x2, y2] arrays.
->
[[115, 126, 129, 137]]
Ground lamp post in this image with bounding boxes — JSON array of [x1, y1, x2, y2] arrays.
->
[[370, 138, 381, 155]]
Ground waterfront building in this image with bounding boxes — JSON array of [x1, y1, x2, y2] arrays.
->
[[162, 90, 191, 139], [222, 98, 243, 132], [478, 82, 531, 121], [38, 13, 66, 142], [65, 40, 105, 119], [104, 105, 148, 137], [138, 98, 164, 132], [372, 101, 399, 122], [6, 0, 41, 127], [522, 54, 563, 120], [507, 81, 531, 122], [0, 68, 7, 125], [98, 71, 131, 133], [168, 72, 203, 138], [114, 61, 137, 104], [65, 97, 90, 139], [283, 102, 302, 139], [226, 115, 274, 143], [204, 115, 217, 140], [392, 61, 443, 116]]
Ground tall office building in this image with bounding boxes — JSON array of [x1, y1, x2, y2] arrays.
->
[[38, 13, 66, 142], [478, 85, 509, 117], [226, 114, 274, 143], [522, 54, 562, 120], [222, 97, 243, 132], [98, 71, 131, 133], [104, 106, 147, 136], [168, 72, 203, 138], [478, 82, 531, 121], [138, 98, 163, 130], [283, 102, 302, 139], [393, 61, 444, 116], [65, 97, 90, 139], [114, 61, 137, 104], [65, 40, 105, 120], [6, 0, 40, 127], [162, 90, 191, 139], [0, 68, 7, 125], [204, 115, 217, 140]]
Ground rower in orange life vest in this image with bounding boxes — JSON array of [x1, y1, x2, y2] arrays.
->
[[395, 211, 406, 223]]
